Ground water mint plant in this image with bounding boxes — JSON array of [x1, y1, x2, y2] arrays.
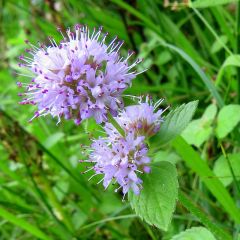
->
[[2, 2, 240, 239]]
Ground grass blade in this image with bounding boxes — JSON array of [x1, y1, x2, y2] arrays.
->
[[161, 43, 224, 108], [172, 136, 240, 224], [0, 207, 51, 240], [190, 0, 239, 8], [179, 191, 232, 240]]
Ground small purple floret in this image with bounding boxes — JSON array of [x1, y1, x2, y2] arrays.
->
[[106, 96, 165, 138]]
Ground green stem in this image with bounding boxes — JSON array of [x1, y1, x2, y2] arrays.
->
[[237, 2, 240, 103], [79, 214, 136, 230], [38, 175, 75, 233], [192, 8, 232, 55], [220, 144, 240, 195], [179, 191, 232, 240], [107, 112, 125, 137]]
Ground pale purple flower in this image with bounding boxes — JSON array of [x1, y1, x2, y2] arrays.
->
[[106, 96, 165, 138], [86, 131, 150, 198], [18, 25, 142, 124]]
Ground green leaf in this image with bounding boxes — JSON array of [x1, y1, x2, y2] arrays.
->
[[216, 104, 240, 138], [128, 162, 178, 231], [152, 151, 181, 164], [172, 136, 240, 224], [44, 132, 64, 148], [171, 227, 216, 240], [99, 192, 123, 214], [181, 104, 217, 147], [151, 101, 198, 146], [213, 154, 240, 186], [156, 50, 172, 65], [216, 55, 240, 86], [202, 104, 218, 121], [0, 207, 51, 240], [211, 35, 228, 54], [190, 0, 239, 8]]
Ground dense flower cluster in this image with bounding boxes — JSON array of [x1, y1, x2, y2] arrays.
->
[[87, 99, 164, 197], [89, 131, 150, 198], [106, 96, 164, 137], [18, 25, 141, 124]]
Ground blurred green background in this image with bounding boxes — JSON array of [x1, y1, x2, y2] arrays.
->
[[0, 0, 240, 239]]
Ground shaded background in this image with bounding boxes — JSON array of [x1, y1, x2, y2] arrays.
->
[[0, 0, 239, 239]]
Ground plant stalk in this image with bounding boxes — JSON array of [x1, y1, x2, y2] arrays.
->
[[237, 2, 240, 103]]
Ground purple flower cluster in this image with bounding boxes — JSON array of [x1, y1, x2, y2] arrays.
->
[[89, 132, 150, 198], [18, 24, 166, 197], [107, 96, 164, 137], [87, 98, 164, 197], [18, 25, 141, 124]]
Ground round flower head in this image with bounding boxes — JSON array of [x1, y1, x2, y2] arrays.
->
[[106, 96, 165, 138], [86, 131, 151, 198], [18, 25, 142, 124]]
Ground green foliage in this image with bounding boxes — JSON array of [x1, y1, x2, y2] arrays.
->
[[0, 207, 51, 240], [152, 151, 181, 164], [213, 154, 240, 186], [173, 136, 240, 224], [216, 55, 240, 86], [216, 104, 240, 138], [161, 43, 224, 107], [211, 35, 228, 54], [190, 0, 239, 8], [151, 101, 198, 146], [129, 162, 178, 231], [178, 192, 231, 240], [43, 132, 65, 148], [171, 227, 216, 240], [182, 104, 217, 147]]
